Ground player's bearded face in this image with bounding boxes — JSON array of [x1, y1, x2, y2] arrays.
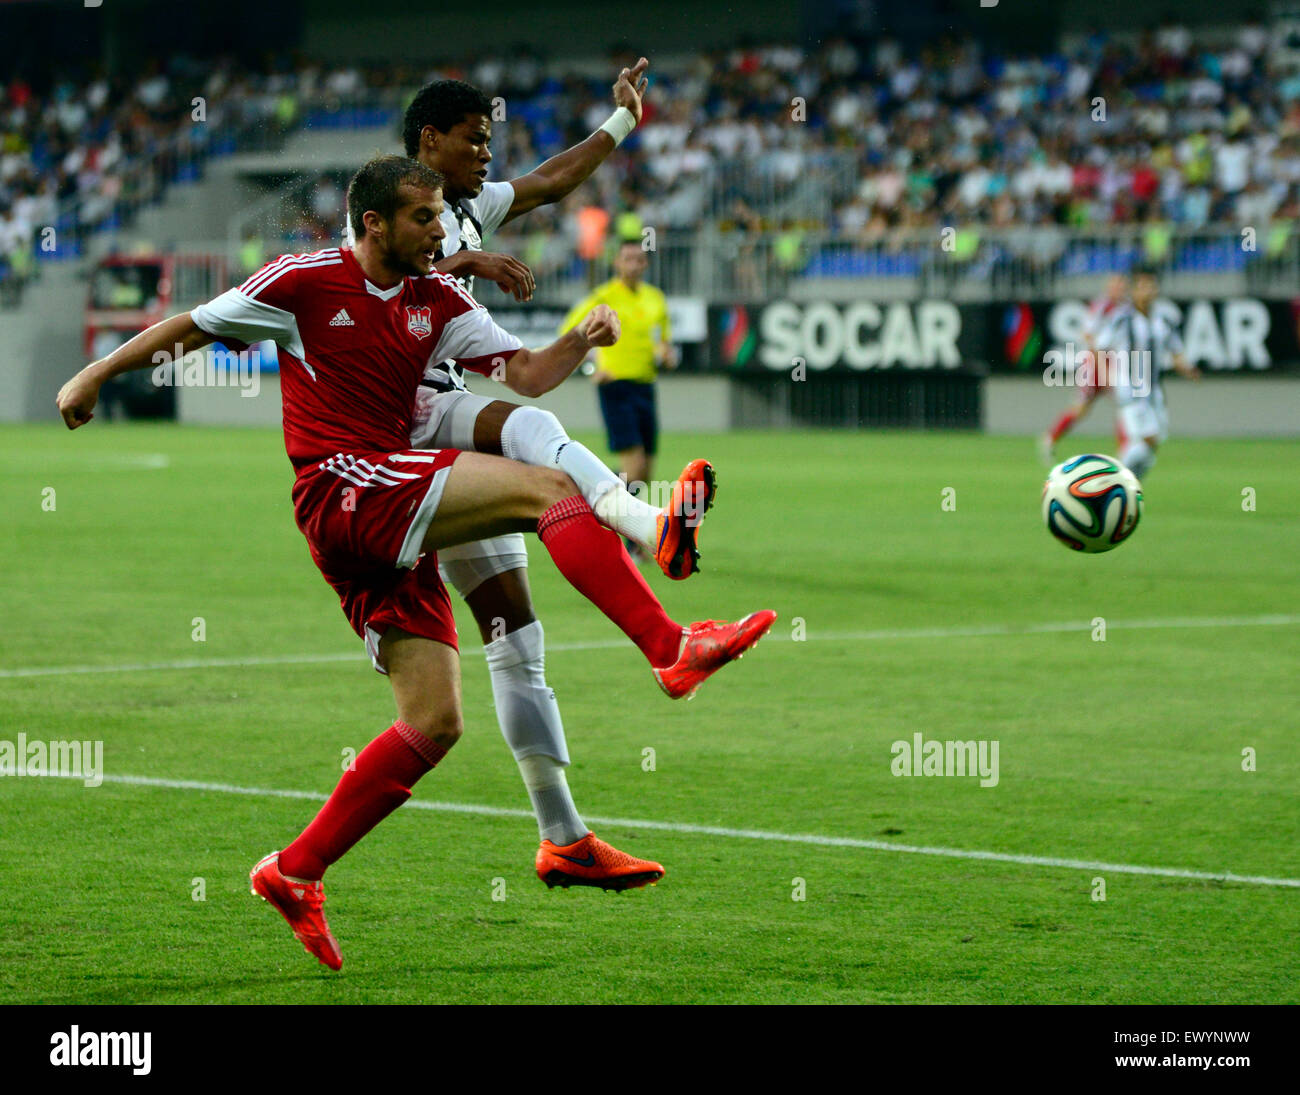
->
[[383, 187, 446, 276]]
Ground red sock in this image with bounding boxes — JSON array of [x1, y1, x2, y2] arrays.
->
[[1048, 407, 1079, 443], [278, 721, 447, 881], [537, 495, 683, 668]]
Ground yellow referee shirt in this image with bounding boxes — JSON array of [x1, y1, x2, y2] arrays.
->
[[560, 278, 671, 383]]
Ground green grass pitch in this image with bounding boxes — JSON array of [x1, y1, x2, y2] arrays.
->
[[1, 421, 1297, 1004]]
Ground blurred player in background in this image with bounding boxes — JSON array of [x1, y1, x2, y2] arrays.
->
[[386, 61, 685, 884], [1040, 272, 1129, 464], [561, 238, 677, 563], [1094, 265, 1200, 480]]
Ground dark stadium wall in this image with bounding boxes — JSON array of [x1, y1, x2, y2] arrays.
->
[[1056, 0, 1265, 32], [300, 0, 803, 61], [295, 0, 1066, 61], [293, 0, 1261, 64], [0, 0, 305, 77], [857, 0, 1264, 52], [1, 0, 1265, 74]]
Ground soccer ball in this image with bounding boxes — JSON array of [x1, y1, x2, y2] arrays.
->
[[1042, 454, 1143, 553]]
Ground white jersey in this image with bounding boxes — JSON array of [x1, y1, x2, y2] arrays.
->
[[1095, 303, 1184, 408], [343, 179, 516, 393], [438, 181, 515, 280]]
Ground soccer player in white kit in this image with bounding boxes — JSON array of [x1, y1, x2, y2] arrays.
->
[[346, 61, 704, 887], [1040, 272, 1128, 464], [1093, 265, 1200, 480]]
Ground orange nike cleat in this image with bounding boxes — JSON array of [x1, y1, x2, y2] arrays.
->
[[249, 852, 343, 971], [654, 459, 716, 580], [653, 610, 778, 700], [537, 832, 665, 891]]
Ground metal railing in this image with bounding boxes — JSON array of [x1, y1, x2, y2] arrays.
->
[[40, 88, 402, 264], [707, 148, 860, 224], [45, 116, 293, 261], [214, 166, 1300, 303], [226, 173, 349, 281], [484, 225, 1300, 303]]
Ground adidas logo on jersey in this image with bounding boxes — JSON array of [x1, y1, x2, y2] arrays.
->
[[329, 308, 355, 327]]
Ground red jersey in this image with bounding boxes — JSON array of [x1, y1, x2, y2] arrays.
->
[[191, 247, 522, 470], [1080, 294, 1124, 391], [1082, 294, 1122, 341]]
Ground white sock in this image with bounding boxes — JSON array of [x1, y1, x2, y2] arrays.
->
[[482, 620, 587, 845], [517, 754, 588, 846], [1121, 440, 1156, 480], [500, 406, 660, 551], [591, 478, 660, 554]]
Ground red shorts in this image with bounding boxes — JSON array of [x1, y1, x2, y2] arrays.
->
[[291, 449, 462, 668]]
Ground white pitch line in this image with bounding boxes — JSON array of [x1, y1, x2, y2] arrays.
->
[[27, 771, 1300, 890], [0, 652, 364, 679], [95, 453, 172, 470], [2, 613, 1298, 680]]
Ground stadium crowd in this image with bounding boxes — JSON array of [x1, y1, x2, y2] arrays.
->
[[4, 19, 1300, 302]]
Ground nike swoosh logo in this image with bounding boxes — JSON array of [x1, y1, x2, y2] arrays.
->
[[553, 851, 596, 867]]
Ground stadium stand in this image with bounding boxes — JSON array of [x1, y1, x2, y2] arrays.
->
[[5, 18, 1300, 309]]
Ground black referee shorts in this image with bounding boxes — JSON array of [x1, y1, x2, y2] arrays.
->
[[597, 379, 658, 455]]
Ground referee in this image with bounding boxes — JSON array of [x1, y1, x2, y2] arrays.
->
[[561, 238, 677, 558]]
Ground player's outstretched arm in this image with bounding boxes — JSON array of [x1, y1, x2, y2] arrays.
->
[[57, 313, 214, 429], [501, 58, 649, 226], [502, 304, 619, 397]]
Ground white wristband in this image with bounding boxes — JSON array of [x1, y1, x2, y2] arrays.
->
[[599, 107, 637, 147]]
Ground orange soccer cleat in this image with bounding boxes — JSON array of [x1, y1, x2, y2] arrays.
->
[[654, 459, 716, 580], [249, 852, 343, 971], [537, 832, 665, 891], [653, 610, 778, 700]]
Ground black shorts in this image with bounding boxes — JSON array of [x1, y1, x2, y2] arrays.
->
[[598, 379, 658, 455]]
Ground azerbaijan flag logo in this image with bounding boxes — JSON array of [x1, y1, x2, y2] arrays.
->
[[718, 305, 756, 368]]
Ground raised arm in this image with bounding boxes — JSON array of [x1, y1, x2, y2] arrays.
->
[[503, 304, 620, 397], [56, 313, 214, 429], [501, 58, 649, 226]]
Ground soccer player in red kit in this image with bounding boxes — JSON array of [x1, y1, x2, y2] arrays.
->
[[56, 156, 776, 969], [1040, 272, 1129, 464]]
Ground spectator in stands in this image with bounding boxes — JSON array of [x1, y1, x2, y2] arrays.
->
[[0, 201, 32, 307], [5, 21, 1300, 294]]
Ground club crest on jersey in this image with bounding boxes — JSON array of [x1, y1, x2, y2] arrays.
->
[[459, 218, 481, 251], [406, 305, 433, 340]]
